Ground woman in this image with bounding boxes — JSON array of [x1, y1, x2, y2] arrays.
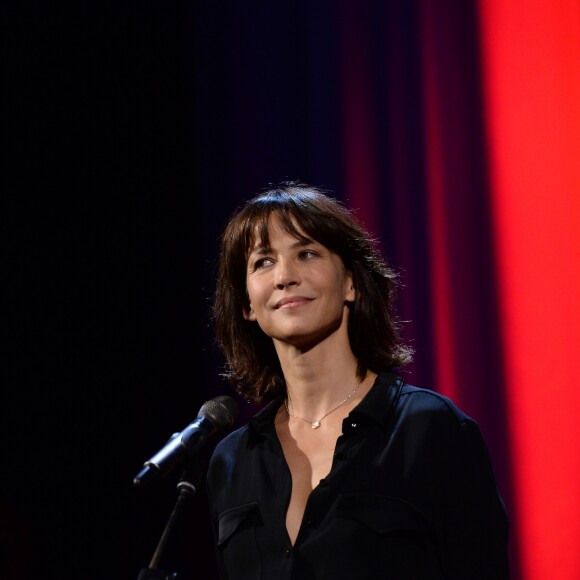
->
[[206, 181, 509, 579]]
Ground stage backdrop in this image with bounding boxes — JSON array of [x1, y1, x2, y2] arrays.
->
[[194, 2, 580, 579], [4, 1, 579, 579]]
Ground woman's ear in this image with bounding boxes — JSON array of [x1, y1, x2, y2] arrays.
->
[[345, 273, 356, 303], [243, 302, 257, 321]]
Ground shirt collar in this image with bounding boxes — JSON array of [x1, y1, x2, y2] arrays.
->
[[247, 371, 404, 439], [249, 397, 284, 433], [348, 371, 404, 431]]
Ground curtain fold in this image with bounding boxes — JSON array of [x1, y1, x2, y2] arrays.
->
[[478, 2, 580, 579], [336, 2, 580, 579], [191, 3, 580, 578]]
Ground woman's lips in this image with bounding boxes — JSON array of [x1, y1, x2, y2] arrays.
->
[[275, 297, 311, 309]]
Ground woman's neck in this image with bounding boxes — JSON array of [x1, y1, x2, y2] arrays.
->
[[280, 350, 372, 417]]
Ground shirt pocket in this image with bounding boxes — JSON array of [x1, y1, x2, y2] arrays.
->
[[336, 493, 430, 534], [334, 493, 443, 578], [217, 501, 262, 579]]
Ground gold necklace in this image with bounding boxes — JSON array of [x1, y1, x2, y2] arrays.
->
[[284, 382, 362, 429]]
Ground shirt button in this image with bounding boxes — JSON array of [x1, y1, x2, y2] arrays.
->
[[285, 548, 292, 558]]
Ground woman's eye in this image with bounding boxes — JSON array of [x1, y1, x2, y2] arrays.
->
[[300, 250, 318, 260], [253, 257, 273, 270]]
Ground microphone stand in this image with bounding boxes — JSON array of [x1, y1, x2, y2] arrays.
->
[[137, 459, 203, 580]]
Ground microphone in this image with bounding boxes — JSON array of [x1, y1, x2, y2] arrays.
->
[[133, 395, 239, 487]]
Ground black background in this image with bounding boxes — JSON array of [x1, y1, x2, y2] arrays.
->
[[2, 1, 514, 579], [3, 2, 347, 578], [3, 2, 216, 578]]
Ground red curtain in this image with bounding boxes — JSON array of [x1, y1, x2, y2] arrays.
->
[[338, 1, 580, 578], [478, 2, 580, 579]]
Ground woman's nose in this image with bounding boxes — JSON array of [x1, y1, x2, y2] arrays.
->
[[275, 261, 299, 289]]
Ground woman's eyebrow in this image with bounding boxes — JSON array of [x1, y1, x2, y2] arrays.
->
[[250, 237, 316, 255]]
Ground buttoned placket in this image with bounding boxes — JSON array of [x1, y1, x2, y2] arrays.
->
[[293, 417, 366, 547]]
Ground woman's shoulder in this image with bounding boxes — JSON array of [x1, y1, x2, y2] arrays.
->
[[396, 381, 477, 427], [211, 395, 279, 449], [365, 373, 480, 438], [210, 421, 251, 460], [386, 381, 490, 457]]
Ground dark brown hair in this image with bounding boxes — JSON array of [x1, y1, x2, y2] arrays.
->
[[213, 181, 413, 403]]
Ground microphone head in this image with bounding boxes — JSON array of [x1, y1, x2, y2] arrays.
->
[[198, 395, 239, 430]]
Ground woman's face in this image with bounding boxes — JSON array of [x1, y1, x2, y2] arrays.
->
[[244, 214, 355, 349]]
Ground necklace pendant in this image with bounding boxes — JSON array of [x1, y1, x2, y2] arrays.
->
[[311, 420, 321, 429]]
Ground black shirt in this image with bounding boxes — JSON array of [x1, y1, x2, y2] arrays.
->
[[206, 372, 510, 579]]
